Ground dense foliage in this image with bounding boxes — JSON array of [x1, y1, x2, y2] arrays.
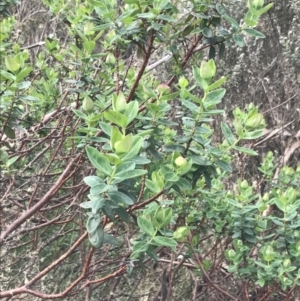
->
[[1, 0, 300, 300]]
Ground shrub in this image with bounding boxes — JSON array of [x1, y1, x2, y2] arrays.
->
[[2, 1, 299, 300]]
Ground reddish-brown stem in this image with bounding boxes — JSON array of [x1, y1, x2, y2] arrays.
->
[[126, 31, 155, 103], [0, 154, 82, 245]]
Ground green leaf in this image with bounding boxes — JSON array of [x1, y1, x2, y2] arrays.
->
[[151, 171, 164, 190], [132, 241, 149, 253], [102, 205, 116, 221], [154, 0, 169, 10], [91, 196, 106, 214], [233, 119, 243, 137], [152, 236, 177, 248], [137, 12, 156, 19], [80, 198, 105, 214], [46, 38, 59, 50], [233, 34, 244, 47], [143, 85, 157, 98], [223, 15, 240, 28], [158, 119, 178, 126], [83, 40, 95, 53], [103, 233, 121, 246], [111, 126, 123, 149], [198, 61, 215, 82], [19, 95, 40, 101], [256, 3, 274, 16], [124, 101, 139, 125], [130, 156, 151, 164], [216, 160, 232, 172], [84, 21, 95, 36], [160, 91, 180, 102], [137, 216, 155, 236], [178, 76, 189, 88], [99, 122, 112, 136], [114, 207, 131, 222], [6, 156, 18, 167], [192, 66, 208, 90], [86, 213, 101, 233], [4, 126, 15, 139], [203, 27, 213, 38], [146, 250, 160, 261], [164, 172, 179, 182], [244, 17, 258, 27], [72, 108, 88, 120], [241, 129, 264, 140], [114, 134, 133, 154], [84, 176, 104, 187], [157, 14, 175, 22], [175, 177, 192, 190], [16, 67, 33, 81], [219, 42, 226, 58], [5, 56, 20, 72], [73, 29, 87, 42], [243, 28, 265, 38], [181, 99, 199, 112], [122, 136, 143, 161], [104, 110, 128, 128], [173, 226, 190, 242], [107, 190, 134, 205], [191, 156, 212, 166], [226, 198, 243, 208], [112, 92, 127, 112], [245, 112, 265, 129], [0, 70, 16, 81], [86, 146, 112, 176], [221, 122, 236, 145], [102, 153, 122, 165], [116, 8, 136, 22], [145, 179, 160, 193], [154, 207, 172, 228], [89, 225, 104, 248], [89, 113, 104, 125], [181, 89, 203, 104], [147, 103, 162, 114], [204, 88, 226, 108], [0, 149, 9, 164], [233, 146, 258, 156], [206, 77, 227, 92], [90, 183, 111, 195], [114, 169, 147, 181], [151, 21, 160, 31], [115, 161, 135, 173], [143, 202, 159, 215], [216, 3, 226, 15], [17, 81, 31, 90], [79, 201, 95, 209], [93, 23, 111, 31]]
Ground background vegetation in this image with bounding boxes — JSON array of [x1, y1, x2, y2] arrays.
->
[[1, 0, 300, 300]]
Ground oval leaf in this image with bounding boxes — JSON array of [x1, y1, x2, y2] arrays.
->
[[107, 190, 134, 205], [89, 225, 104, 248], [137, 216, 155, 236], [86, 146, 112, 176]]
